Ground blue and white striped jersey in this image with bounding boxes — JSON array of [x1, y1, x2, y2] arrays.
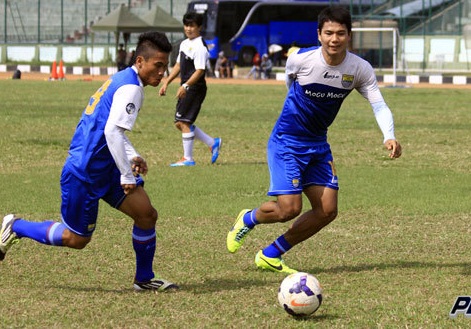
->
[[273, 46, 388, 143], [65, 67, 143, 183]]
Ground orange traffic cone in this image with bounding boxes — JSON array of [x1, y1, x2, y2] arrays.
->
[[50, 60, 58, 80], [58, 60, 65, 80]]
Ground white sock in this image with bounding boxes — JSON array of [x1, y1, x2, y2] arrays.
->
[[192, 125, 214, 147], [182, 131, 194, 160]]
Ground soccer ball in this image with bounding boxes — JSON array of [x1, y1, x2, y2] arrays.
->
[[277, 272, 323, 317]]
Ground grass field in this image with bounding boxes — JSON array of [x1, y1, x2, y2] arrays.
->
[[0, 79, 470, 328]]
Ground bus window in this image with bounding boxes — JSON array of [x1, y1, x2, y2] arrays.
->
[[217, 2, 254, 43], [187, 0, 379, 66]]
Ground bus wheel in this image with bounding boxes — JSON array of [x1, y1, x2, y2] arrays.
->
[[239, 47, 256, 67]]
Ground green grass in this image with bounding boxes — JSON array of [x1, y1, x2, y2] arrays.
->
[[0, 80, 470, 328]]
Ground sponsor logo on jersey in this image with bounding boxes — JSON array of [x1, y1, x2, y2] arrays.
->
[[304, 89, 347, 99], [323, 71, 340, 79], [341, 74, 354, 88], [126, 103, 136, 114]]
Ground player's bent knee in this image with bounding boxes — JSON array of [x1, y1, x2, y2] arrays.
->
[[134, 207, 158, 229], [174, 121, 184, 131], [70, 237, 91, 249], [149, 207, 158, 224], [144, 206, 158, 222], [279, 207, 302, 223], [63, 231, 91, 249], [322, 209, 338, 223]]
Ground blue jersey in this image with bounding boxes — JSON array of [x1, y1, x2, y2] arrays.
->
[[65, 67, 142, 183], [273, 47, 385, 144]]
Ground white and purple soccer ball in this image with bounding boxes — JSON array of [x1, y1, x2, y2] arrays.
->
[[278, 272, 323, 317]]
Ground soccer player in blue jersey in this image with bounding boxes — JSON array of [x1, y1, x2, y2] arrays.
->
[[0, 31, 179, 291], [227, 7, 402, 273], [159, 12, 221, 167]]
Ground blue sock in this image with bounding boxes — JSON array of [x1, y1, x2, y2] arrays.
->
[[242, 209, 259, 229], [12, 219, 65, 246], [263, 235, 292, 258], [132, 225, 156, 283]]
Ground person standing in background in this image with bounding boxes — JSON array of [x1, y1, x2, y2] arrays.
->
[[159, 12, 222, 167], [116, 43, 127, 71]]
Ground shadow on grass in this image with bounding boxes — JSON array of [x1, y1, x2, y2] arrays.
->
[[47, 261, 471, 295], [289, 313, 338, 323], [305, 260, 471, 275], [49, 275, 279, 295], [47, 285, 132, 294], [182, 276, 279, 294], [220, 160, 267, 166]]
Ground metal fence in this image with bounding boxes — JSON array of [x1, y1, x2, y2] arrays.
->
[[0, 0, 190, 44], [1, 0, 470, 71], [1, 0, 470, 44]]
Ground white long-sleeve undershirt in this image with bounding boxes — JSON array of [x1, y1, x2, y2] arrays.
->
[[105, 123, 139, 184], [371, 100, 396, 143], [104, 83, 143, 185]]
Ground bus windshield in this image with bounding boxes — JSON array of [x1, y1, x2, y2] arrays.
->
[[187, 0, 379, 66]]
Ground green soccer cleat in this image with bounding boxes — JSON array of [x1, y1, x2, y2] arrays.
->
[[0, 214, 20, 261], [226, 209, 252, 253], [255, 250, 298, 274]]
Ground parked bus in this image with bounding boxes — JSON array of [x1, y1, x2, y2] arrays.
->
[[187, 0, 333, 66]]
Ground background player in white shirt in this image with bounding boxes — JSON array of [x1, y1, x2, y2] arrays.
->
[[1, 32, 179, 291], [227, 6, 402, 273], [160, 12, 221, 167]]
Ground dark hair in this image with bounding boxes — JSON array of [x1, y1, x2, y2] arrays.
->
[[135, 31, 172, 60], [183, 11, 204, 27], [318, 6, 352, 33]]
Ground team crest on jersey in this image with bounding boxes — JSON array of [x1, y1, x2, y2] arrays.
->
[[341, 74, 354, 88], [126, 103, 136, 114], [292, 178, 300, 188]]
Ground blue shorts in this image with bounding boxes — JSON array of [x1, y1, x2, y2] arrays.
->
[[60, 166, 144, 237], [267, 136, 339, 196]]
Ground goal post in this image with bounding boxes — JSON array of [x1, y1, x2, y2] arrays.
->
[[352, 26, 400, 87]]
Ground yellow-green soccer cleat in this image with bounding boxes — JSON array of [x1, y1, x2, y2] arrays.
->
[[227, 209, 252, 253], [0, 214, 20, 261], [255, 250, 298, 274]]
